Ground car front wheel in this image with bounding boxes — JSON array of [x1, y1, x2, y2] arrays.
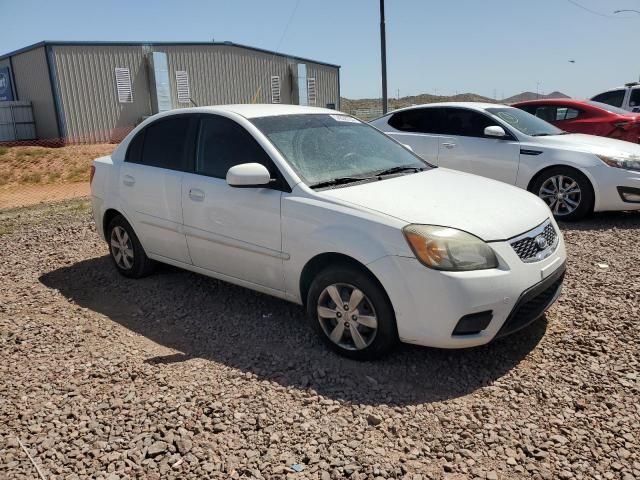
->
[[531, 167, 593, 221], [306, 265, 398, 360]]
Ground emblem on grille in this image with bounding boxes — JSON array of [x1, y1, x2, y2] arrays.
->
[[535, 235, 549, 251]]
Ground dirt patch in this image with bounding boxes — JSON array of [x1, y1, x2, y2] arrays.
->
[[0, 144, 114, 188], [1, 203, 638, 479]]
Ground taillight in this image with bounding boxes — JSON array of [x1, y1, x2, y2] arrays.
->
[[89, 165, 96, 185]]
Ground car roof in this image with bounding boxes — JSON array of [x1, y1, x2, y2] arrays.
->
[[150, 104, 341, 119], [512, 98, 586, 107], [385, 102, 505, 116]]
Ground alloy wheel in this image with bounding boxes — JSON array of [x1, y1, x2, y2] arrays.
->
[[539, 175, 582, 216], [110, 226, 134, 270], [317, 283, 378, 351]]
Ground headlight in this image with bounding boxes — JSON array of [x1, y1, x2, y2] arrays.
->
[[597, 154, 640, 172], [403, 225, 498, 271]]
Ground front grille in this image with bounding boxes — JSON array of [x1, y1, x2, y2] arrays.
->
[[495, 264, 565, 339], [510, 221, 558, 262]]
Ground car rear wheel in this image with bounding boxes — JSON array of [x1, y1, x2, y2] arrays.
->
[[107, 215, 154, 278], [306, 265, 398, 360], [530, 167, 593, 221]]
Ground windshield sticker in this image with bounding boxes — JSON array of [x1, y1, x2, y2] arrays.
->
[[330, 114, 361, 123], [496, 112, 519, 124]]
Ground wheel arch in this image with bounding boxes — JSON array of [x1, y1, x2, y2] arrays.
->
[[299, 252, 390, 309], [526, 164, 598, 210], [102, 208, 134, 242]]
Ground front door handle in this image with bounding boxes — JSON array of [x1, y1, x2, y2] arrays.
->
[[442, 142, 456, 149], [122, 174, 135, 186], [189, 188, 205, 201]]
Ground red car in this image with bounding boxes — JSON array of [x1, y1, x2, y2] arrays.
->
[[513, 98, 640, 144]]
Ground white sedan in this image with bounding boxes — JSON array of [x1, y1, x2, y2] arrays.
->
[[91, 105, 566, 359], [371, 102, 640, 220]]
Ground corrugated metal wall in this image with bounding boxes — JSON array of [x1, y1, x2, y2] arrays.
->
[[159, 45, 339, 109], [10, 47, 59, 139], [18, 43, 338, 142], [51, 45, 152, 142], [307, 63, 340, 108]]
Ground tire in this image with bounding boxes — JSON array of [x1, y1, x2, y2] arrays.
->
[[530, 167, 594, 221], [107, 215, 154, 278], [306, 265, 398, 360]]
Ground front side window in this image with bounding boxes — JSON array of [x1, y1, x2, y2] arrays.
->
[[486, 107, 564, 137], [251, 114, 429, 186], [591, 90, 625, 108], [196, 115, 273, 179], [126, 116, 190, 170], [440, 108, 499, 137]]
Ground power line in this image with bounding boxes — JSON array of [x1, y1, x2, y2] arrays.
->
[[275, 0, 302, 51], [565, 0, 622, 18]]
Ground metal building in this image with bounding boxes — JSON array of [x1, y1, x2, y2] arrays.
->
[[0, 41, 341, 143]]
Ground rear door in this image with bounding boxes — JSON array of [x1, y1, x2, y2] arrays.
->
[[119, 115, 192, 264], [376, 108, 445, 164], [181, 114, 286, 291], [437, 107, 520, 184]]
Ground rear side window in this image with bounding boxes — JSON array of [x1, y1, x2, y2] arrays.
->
[[630, 88, 640, 108], [196, 115, 273, 179], [126, 116, 191, 170], [591, 90, 625, 108], [388, 108, 447, 134], [533, 106, 580, 122]]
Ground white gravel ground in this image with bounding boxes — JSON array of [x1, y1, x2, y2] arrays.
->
[[0, 200, 638, 480]]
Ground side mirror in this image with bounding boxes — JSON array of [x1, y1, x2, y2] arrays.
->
[[226, 163, 272, 188], [484, 125, 507, 138]]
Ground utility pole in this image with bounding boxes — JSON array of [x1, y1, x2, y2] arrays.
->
[[380, 0, 388, 114]]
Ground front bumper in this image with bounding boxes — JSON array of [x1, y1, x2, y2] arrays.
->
[[367, 224, 567, 349], [589, 164, 640, 212]]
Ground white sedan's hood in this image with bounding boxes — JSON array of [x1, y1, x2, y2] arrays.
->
[[320, 169, 550, 241], [533, 133, 640, 157]]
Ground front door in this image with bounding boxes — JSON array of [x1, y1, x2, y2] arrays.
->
[[181, 114, 285, 291], [436, 107, 520, 185]]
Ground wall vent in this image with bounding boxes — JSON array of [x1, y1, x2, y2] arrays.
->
[[307, 77, 317, 105], [270, 76, 281, 104], [176, 70, 191, 103], [114, 68, 133, 103]]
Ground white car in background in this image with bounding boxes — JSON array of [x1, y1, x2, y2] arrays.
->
[[91, 105, 566, 359], [371, 103, 640, 221], [591, 81, 640, 113]]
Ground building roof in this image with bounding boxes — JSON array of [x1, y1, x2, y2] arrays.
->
[[0, 40, 340, 68]]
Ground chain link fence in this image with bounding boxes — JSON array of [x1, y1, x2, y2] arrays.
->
[[0, 128, 130, 211]]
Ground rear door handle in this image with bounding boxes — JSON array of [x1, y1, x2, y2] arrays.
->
[[122, 174, 135, 186], [189, 188, 205, 201], [442, 142, 456, 149]]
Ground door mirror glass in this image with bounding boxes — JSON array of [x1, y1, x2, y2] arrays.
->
[[484, 125, 507, 138], [226, 163, 272, 187]]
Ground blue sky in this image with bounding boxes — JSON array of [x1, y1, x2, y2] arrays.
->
[[1, 0, 639, 99]]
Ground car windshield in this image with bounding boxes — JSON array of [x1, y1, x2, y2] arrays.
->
[[586, 100, 632, 116], [486, 107, 564, 136], [251, 113, 429, 187]]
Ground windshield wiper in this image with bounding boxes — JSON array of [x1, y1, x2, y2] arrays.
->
[[373, 165, 424, 177], [530, 133, 552, 137], [310, 175, 376, 189]]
